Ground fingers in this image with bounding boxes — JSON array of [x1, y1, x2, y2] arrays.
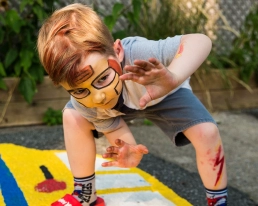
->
[[139, 92, 152, 108], [103, 139, 125, 155], [115, 138, 125, 147], [123, 65, 146, 74], [106, 145, 119, 154], [148, 58, 161, 66], [134, 58, 162, 69], [102, 153, 118, 159], [101, 161, 119, 167], [138, 144, 149, 154], [120, 58, 164, 81], [124, 59, 159, 73]]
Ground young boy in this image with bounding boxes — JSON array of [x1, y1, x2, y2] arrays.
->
[[37, 3, 227, 206]]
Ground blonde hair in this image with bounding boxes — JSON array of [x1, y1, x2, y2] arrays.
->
[[37, 3, 115, 86]]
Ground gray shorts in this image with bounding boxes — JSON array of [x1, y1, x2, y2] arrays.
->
[[65, 88, 216, 146], [119, 88, 216, 146]]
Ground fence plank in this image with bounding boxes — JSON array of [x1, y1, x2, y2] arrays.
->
[[0, 71, 257, 127], [0, 99, 69, 127]]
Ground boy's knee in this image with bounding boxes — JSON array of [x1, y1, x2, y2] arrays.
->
[[185, 122, 221, 147], [199, 123, 219, 141]]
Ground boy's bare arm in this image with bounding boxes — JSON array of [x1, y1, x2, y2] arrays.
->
[[167, 33, 212, 84], [120, 34, 212, 108], [102, 118, 148, 168]]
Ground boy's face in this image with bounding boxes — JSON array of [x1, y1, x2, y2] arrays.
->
[[61, 53, 123, 109]]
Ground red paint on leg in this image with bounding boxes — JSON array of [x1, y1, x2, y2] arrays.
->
[[213, 145, 225, 186]]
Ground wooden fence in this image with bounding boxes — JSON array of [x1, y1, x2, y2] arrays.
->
[[0, 70, 257, 127]]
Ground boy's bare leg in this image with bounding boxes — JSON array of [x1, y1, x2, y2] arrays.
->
[[63, 109, 96, 177], [184, 122, 228, 205], [59, 109, 102, 206]]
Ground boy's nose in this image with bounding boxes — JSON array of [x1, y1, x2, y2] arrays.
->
[[92, 92, 106, 104]]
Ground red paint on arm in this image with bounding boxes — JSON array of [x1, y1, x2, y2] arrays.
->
[[175, 44, 184, 58]]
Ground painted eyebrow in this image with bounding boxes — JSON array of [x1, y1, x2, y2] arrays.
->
[[74, 65, 94, 84]]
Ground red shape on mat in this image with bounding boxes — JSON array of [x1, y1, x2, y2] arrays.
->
[[35, 179, 66, 193]]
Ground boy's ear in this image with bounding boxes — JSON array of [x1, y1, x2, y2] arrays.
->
[[113, 39, 124, 62]]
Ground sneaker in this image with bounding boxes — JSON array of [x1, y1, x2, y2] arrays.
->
[[51, 194, 105, 206]]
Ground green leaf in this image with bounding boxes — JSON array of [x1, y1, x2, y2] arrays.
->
[[20, 0, 35, 12], [0, 28, 4, 44], [20, 0, 31, 12], [18, 76, 36, 103], [36, 0, 43, 6], [43, 108, 63, 126], [112, 30, 127, 40], [5, 10, 23, 33], [126, 12, 136, 25], [104, 15, 115, 31], [0, 13, 6, 25], [14, 62, 22, 76], [29, 65, 45, 83], [0, 78, 7, 90], [143, 118, 153, 126], [20, 49, 34, 71], [132, 0, 142, 21], [112, 3, 124, 18], [5, 48, 18, 68], [33, 5, 47, 21], [0, 62, 6, 77]]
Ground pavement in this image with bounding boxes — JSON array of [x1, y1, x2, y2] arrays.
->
[[0, 109, 258, 206]]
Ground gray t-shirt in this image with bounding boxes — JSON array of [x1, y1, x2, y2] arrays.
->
[[68, 36, 191, 133]]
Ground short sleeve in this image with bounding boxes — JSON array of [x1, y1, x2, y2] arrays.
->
[[121, 36, 182, 67]]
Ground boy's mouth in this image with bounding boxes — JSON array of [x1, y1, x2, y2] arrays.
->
[[104, 99, 112, 105]]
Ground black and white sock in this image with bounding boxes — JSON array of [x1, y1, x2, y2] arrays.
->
[[206, 187, 227, 206], [72, 173, 97, 206]]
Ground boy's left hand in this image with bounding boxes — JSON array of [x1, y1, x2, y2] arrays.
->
[[120, 58, 179, 108], [102, 139, 149, 168]]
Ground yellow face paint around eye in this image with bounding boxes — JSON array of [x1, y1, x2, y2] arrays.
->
[[175, 44, 184, 58], [62, 58, 123, 109]]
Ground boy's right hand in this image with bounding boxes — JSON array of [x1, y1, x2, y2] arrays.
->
[[120, 58, 179, 108], [101, 139, 149, 168]]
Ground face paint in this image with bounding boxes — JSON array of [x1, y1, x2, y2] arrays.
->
[[63, 58, 123, 109], [213, 144, 225, 187], [175, 44, 184, 58], [73, 65, 94, 85]]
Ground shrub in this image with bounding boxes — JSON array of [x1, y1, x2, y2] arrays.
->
[[0, 0, 59, 103], [43, 108, 62, 126]]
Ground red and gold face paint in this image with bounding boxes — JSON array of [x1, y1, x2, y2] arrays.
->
[[175, 44, 184, 58], [61, 58, 123, 109], [108, 59, 123, 76], [73, 65, 94, 85]]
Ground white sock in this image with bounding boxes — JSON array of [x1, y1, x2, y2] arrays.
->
[[72, 173, 97, 206]]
